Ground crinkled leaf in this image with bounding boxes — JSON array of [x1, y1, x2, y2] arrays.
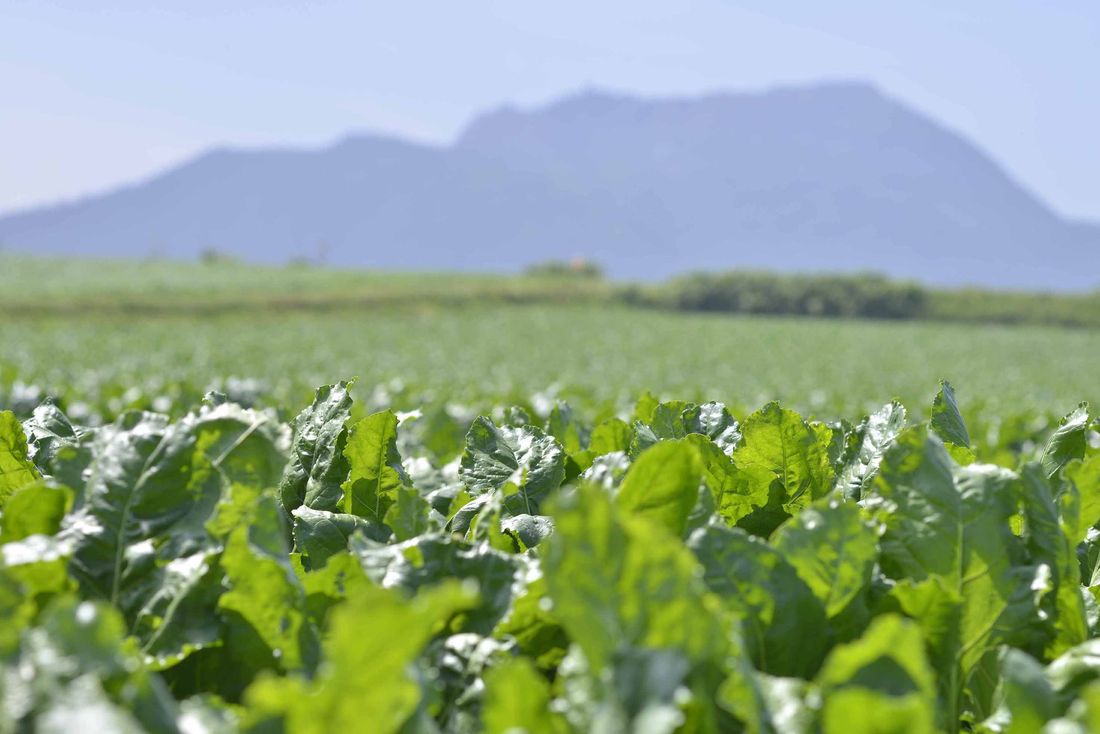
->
[[351, 532, 519, 635], [278, 381, 353, 513], [459, 417, 565, 516], [834, 401, 907, 500], [131, 549, 224, 669], [682, 401, 741, 453]]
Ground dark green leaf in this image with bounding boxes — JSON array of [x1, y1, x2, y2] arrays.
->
[[1043, 404, 1092, 479], [930, 380, 970, 448], [689, 524, 830, 678], [459, 417, 565, 516], [278, 381, 353, 514]]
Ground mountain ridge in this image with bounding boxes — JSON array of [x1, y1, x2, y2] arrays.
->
[[2, 81, 1096, 289]]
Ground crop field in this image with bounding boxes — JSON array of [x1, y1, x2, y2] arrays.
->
[[3, 258, 1100, 732], [3, 303, 1099, 420]]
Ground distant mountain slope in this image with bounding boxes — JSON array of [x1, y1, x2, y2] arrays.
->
[[2, 82, 1096, 288]]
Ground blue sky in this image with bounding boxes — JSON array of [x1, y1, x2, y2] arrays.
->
[[3, 1, 1098, 219]]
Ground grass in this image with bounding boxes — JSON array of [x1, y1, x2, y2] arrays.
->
[[0, 255, 609, 314]]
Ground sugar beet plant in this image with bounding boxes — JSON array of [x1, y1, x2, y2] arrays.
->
[[1, 380, 1099, 733]]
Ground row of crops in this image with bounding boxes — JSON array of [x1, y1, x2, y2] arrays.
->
[[1, 380, 1099, 732]]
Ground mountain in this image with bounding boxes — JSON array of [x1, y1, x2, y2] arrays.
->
[[2, 82, 1097, 289]]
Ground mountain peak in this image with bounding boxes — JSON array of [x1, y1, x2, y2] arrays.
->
[[1, 82, 1095, 289]]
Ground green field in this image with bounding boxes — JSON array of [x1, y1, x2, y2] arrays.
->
[[0, 255, 609, 314], [4, 256, 1100, 732], [4, 302, 1098, 424], [3, 253, 1098, 442]]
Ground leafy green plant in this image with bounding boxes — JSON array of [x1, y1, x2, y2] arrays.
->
[[0, 382, 1098, 732]]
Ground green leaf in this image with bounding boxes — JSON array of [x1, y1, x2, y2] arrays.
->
[[340, 410, 407, 523], [1018, 463, 1088, 657], [242, 581, 476, 734], [868, 429, 1038, 726], [1042, 403, 1092, 479], [130, 548, 224, 669], [493, 574, 569, 674], [977, 648, 1057, 734], [546, 400, 587, 457], [1047, 639, 1100, 712], [21, 402, 91, 490], [500, 514, 555, 551], [429, 633, 517, 733], [63, 411, 207, 605], [649, 400, 693, 439], [816, 615, 938, 734], [833, 401, 907, 500], [729, 402, 835, 536], [683, 402, 741, 450], [632, 391, 660, 424], [684, 434, 768, 526], [930, 380, 971, 449], [482, 657, 568, 734], [587, 417, 632, 456], [689, 524, 830, 678], [820, 688, 935, 734], [63, 405, 283, 621], [0, 410, 41, 506], [219, 495, 320, 674], [459, 417, 565, 516], [0, 483, 72, 542], [576, 417, 631, 469], [278, 381, 353, 514], [292, 505, 389, 569], [351, 532, 520, 635], [615, 439, 702, 537], [383, 484, 435, 541], [772, 500, 877, 618], [1066, 454, 1100, 540], [543, 485, 728, 673], [3, 598, 180, 732]]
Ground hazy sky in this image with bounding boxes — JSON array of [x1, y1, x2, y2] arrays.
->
[[3, 1, 1098, 219]]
